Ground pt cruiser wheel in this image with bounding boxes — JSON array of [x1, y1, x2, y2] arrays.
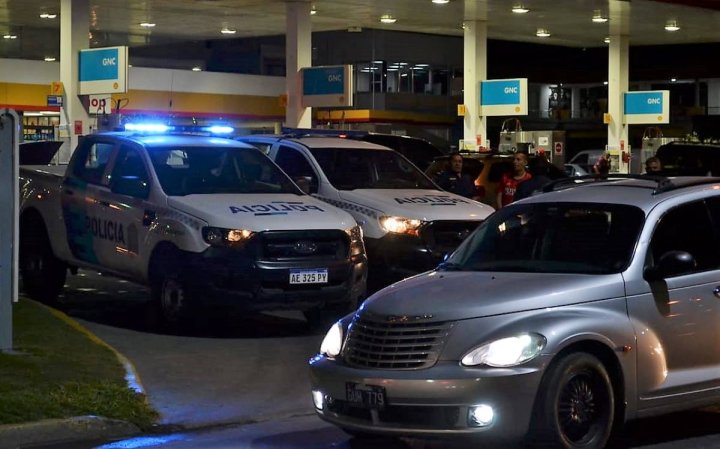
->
[[530, 353, 614, 449]]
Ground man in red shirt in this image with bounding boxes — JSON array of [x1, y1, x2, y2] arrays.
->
[[496, 152, 532, 208]]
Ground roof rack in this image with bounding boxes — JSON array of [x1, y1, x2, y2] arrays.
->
[[541, 174, 720, 195], [280, 127, 368, 139]]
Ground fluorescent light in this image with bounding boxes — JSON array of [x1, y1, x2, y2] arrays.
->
[[192, 66, 202, 72], [432, 0, 450, 4], [671, 78, 677, 82], [3, 34, 17, 39], [512, 4, 529, 13], [310, 5, 317, 15], [665, 20, 680, 31], [604, 37, 610, 44], [380, 14, 397, 24], [536, 28, 551, 37], [220, 28, 236, 34], [44, 57, 56, 62], [40, 13, 57, 19], [603, 81, 609, 85], [592, 10, 608, 23], [139, 22, 156, 28]]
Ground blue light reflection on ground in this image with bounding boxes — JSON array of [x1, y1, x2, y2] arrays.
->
[[96, 434, 188, 449]]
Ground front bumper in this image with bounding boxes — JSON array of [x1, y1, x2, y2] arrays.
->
[[182, 248, 367, 312], [309, 355, 546, 442]]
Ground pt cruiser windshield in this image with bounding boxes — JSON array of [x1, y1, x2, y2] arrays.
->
[[149, 146, 301, 196], [309, 147, 437, 190], [445, 202, 645, 274]]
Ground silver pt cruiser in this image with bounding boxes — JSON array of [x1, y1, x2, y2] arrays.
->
[[309, 176, 720, 449]]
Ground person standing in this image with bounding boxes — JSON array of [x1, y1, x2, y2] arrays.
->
[[515, 155, 552, 201], [645, 156, 662, 174], [496, 152, 532, 208], [437, 152, 476, 198], [593, 150, 611, 175]]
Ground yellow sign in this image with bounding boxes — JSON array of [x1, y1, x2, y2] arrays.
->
[[279, 94, 288, 108], [603, 113, 612, 124], [51, 81, 64, 95], [457, 104, 466, 116]]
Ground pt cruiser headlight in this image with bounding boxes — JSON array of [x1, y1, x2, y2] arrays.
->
[[320, 321, 344, 358], [461, 333, 546, 367], [379, 216, 424, 236], [345, 225, 365, 256], [202, 226, 255, 248]]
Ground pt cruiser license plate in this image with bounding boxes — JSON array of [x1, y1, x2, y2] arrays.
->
[[289, 269, 328, 284], [346, 382, 387, 409]]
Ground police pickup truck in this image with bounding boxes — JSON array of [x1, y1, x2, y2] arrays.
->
[[237, 134, 494, 288], [19, 126, 367, 328]]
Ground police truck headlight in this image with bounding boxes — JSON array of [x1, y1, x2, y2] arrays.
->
[[320, 321, 344, 358], [202, 227, 255, 248], [461, 333, 546, 367], [345, 225, 365, 256], [379, 216, 423, 236]]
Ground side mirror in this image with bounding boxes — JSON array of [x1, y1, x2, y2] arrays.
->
[[112, 176, 150, 199], [644, 250, 697, 280]]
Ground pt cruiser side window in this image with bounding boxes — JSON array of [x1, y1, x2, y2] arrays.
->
[[649, 201, 720, 273]]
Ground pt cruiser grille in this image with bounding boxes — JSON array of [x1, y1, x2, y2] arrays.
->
[[258, 230, 348, 260], [343, 315, 454, 370]]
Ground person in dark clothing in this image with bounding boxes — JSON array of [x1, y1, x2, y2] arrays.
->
[[515, 155, 553, 201], [437, 153, 476, 198]]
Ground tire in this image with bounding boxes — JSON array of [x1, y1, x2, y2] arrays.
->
[[527, 353, 614, 449], [19, 217, 67, 305], [149, 249, 196, 331]]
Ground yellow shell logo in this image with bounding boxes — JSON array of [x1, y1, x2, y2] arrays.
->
[[515, 106, 521, 112], [657, 116, 663, 121], [113, 82, 119, 90]]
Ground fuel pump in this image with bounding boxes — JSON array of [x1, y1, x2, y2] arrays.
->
[[498, 118, 534, 154], [638, 127, 678, 173]]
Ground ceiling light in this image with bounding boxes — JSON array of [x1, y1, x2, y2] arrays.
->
[[536, 28, 551, 37], [40, 13, 57, 19], [192, 66, 202, 72], [603, 81, 609, 85], [380, 14, 397, 24], [592, 11, 608, 23], [432, 0, 450, 4], [44, 56, 56, 62], [603, 37, 610, 44], [671, 78, 677, 82], [665, 20, 680, 31], [139, 22, 156, 28], [512, 4, 529, 13], [220, 27, 236, 34], [310, 5, 317, 15], [3, 34, 17, 39]]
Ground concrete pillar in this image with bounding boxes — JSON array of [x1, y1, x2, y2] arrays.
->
[[607, 0, 631, 173], [285, 1, 312, 128], [59, 0, 91, 163], [462, 19, 487, 149]]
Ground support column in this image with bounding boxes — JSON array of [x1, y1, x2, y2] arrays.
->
[[59, 0, 91, 163], [463, 20, 487, 150], [608, 0, 630, 173], [285, 1, 312, 128]]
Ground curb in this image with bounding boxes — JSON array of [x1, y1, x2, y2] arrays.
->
[[0, 415, 140, 449]]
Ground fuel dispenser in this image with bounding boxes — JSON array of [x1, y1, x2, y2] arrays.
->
[[497, 118, 565, 167], [498, 118, 534, 154]]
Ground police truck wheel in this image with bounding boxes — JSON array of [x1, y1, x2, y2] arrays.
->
[[152, 272, 194, 330], [19, 218, 67, 305], [528, 353, 614, 449]]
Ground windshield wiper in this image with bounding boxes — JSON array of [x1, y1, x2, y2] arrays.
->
[[437, 261, 463, 271]]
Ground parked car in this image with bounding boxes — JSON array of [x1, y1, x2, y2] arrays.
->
[[310, 174, 720, 448], [565, 162, 591, 177], [655, 140, 720, 176], [426, 152, 566, 207], [567, 149, 605, 174]]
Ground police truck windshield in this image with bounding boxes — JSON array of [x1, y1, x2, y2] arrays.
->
[[148, 146, 302, 196], [309, 147, 437, 190]]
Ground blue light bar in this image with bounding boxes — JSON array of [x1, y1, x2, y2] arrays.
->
[[125, 123, 171, 133], [205, 125, 234, 134]]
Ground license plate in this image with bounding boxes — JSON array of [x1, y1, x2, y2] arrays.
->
[[289, 269, 328, 284], [346, 382, 387, 410]]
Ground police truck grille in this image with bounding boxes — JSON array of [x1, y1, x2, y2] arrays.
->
[[420, 220, 481, 254], [258, 230, 348, 260], [343, 315, 454, 370]]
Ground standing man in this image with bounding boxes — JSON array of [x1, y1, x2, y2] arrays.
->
[[496, 152, 532, 208], [437, 153, 476, 199], [593, 150, 611, 175]]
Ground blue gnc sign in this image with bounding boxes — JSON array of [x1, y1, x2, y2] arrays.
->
[[624, 90, 670, 124], [78, 46, 128, 95], [301, 65, 353, 108], [479, 78, 528, 116]]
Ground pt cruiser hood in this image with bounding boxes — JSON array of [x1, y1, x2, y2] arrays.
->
[[167, 194, 356, 230], [337, 189, 494, 221], [359, 271, 626, 321]]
